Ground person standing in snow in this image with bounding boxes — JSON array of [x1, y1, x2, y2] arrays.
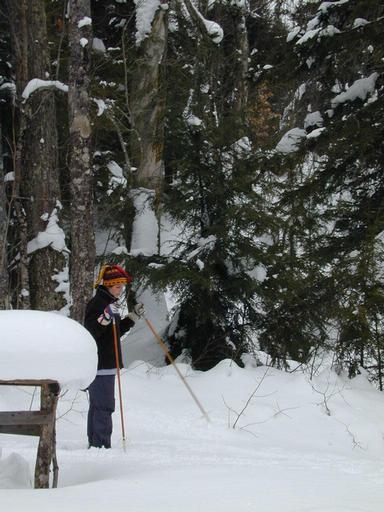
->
[[84, 264, 145, 449]]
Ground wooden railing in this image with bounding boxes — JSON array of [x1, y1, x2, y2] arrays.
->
[[0, 379, 60, 488]]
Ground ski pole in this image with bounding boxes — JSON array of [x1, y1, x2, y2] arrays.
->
[[112, 316, 127, 450], [144, 316, 211, 423]]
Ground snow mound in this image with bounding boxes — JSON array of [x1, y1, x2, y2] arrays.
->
[[0, 451, 32, 489], [0, 310, 97, 389]]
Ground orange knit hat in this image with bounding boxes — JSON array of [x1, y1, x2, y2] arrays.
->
[[94, 265, 133, 289]]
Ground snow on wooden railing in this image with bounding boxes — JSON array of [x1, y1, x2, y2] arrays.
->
[[0, 310, 97, 488]]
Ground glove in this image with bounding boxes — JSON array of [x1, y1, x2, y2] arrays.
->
[[127, 302, 145, 322], [98, 307, 111, 326], [134, 303, 145, 318], [108, 302, 120, 316], [98, 303, 120, 326]]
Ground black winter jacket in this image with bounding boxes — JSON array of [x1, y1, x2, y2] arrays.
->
[[84, 286, 135, 370]]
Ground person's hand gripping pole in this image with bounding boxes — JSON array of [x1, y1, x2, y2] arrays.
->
[[109, 305, 127, 450]]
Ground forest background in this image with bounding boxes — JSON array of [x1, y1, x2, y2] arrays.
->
[[0, 0, 383, 385]]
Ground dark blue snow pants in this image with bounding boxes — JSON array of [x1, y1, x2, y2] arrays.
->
[[87, 375, 115, 448]]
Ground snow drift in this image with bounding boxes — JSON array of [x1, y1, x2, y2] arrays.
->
[[0, 310, 97, 389]]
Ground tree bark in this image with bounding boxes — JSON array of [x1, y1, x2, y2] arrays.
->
[[68, 0, 95, 322], [5, 0, 31, 308], [8, 0, 66, 311], [0, 121, 9, 308], [130, 6, 168, 189]]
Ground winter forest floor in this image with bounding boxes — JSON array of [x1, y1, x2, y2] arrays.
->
[[1, 360, 384, 512]]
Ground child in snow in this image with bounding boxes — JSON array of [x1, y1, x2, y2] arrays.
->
[[84, 264, 145, 449]]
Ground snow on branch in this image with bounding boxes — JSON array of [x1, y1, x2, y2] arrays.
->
[[22, 78, 68, 101], [183, 0, 223, 44], [296, 25, 340, 45], [107, 160, 127, 190], [93, 98, 108, 116], [134, 0, 165, 45], [78, 16, 92, 28], [0, 82, 16, 97], [27, 204, 68, 255], [318, 0, 350, 14], [185, 235, 217, 261], [275, 128, 306, 154], [331, 73, 379, 108]]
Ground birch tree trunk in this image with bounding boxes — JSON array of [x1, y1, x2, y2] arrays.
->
[[68, 0, 95, 322], [130, 6, 168, 189], [128, 4, 168, 325]]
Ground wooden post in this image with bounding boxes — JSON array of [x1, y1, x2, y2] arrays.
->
[[34, 383, 60, 488], [0, 379, 60, 489]]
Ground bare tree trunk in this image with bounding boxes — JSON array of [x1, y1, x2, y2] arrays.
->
[[24, 0, 66, 311], [130, 6, 168, 189], [7, 0, 66, 311], [234, 12, 249, 124], [68, 0, 95, 322], [0, 121, 9, 308], [6, 0, 31, 308], [129, 5, 168, 320]]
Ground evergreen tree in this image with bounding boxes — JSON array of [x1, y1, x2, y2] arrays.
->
[[261, 0, 384, 376], [140, 1, 283, 370]]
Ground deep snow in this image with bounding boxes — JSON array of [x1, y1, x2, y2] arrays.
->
[[1, 356, 384, 511], [0, 310, 97, 389]]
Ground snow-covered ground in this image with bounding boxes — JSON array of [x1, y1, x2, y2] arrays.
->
[[1, 358, 384, 511]]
